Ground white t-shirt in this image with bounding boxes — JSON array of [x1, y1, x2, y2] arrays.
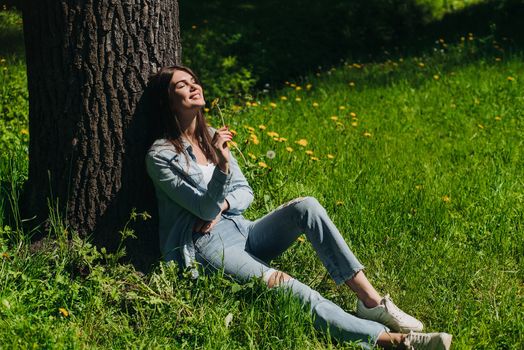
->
[[197, 163, 216, 187]]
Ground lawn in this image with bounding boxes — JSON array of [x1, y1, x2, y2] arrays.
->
[[1, 4, 523, 350]]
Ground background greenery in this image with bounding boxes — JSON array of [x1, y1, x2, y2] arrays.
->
[[1, 1, 523, 349]]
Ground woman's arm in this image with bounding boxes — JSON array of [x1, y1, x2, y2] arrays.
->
[[225, 151, 254, 214], [146, 148, 231, 221]]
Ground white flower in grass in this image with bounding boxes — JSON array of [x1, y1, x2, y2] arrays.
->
[[266, 150, 276, 159]]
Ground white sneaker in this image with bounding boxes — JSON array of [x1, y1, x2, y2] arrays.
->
[[403, 331, 452, 350], [356, 294, 424, 332]]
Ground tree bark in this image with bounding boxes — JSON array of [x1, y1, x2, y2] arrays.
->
[[21, 0, 180, 269]]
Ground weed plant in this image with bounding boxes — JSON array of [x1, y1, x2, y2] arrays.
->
[[1, 6, 523, 350]]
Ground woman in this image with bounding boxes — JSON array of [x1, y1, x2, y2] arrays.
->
[[145, 65, 452, 350]]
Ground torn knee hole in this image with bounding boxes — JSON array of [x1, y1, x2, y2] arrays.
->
[[275, 197, 307, 210], [266, 270, 291, 288]]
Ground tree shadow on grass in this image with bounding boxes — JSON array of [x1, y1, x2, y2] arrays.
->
[[179, 0, 524, 90]]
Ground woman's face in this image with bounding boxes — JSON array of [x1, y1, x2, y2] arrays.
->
[[168, 69, 206, 114]]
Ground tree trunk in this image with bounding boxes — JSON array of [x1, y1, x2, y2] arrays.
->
[[21, 0, 180, 269]]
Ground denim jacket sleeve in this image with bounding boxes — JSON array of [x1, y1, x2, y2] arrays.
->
[[146, 148, 232, 221], [225, 151, 254, 215]]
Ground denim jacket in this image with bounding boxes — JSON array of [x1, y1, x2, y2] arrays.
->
[[145, 134, 254, 277]]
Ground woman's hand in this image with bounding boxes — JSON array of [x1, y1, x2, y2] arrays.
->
[[193, 200, 229, 233], [212, 127, 233, 173]]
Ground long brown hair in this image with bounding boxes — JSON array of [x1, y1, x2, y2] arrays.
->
[[148, 65, 217, 164]]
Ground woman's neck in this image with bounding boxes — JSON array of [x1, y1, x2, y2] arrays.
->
[[177, 110, 199, 142]]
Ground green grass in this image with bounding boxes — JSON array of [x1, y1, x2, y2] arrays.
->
[[1, 6, 523, 350]]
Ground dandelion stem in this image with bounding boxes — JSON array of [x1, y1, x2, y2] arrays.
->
[[215, 102, 247, 164]]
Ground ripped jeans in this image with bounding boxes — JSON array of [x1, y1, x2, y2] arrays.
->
[[193, 196, 388, 348]]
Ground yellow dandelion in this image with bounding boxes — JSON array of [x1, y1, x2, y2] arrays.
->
[[247, 152, 257, 160], [297, 236, 305, 243], [350, 112, 357, 118], [495, 57, 502, 62], [495, 116, 502, 121], [478, 124, 484, 129], [290, 83, 297, 87], [415, 185, 423, 190], [418, 62, 425, 68], [0, 58, 5, 64], [310, 156, 320, 161], [363, 131, 372, 138], [312, 102, 319, 107], [295, 97, 302, 102], [267, 131, 279, 137], [507, 76, 515, 81], [285, 146, 294, 152], [191, 25, 197, 29], [229, 129, 237, 135], [352, 63, 362, 69], [249, 134, 260, 145], [305, 150, 314, 155], [251, 101, 259, 107], [275, 137, 287, 142], [306, 83, 312, 90], [433, 75, 440, 80], [245, 101, 251, 107], [244, 125, 255, 132], [295, 139, 308, 147], [280, 96, 288, 101], [330, 116, 338, 121], [258, 124, 267, 130], [20, 129, 29, 135], [258, 161, 268, 168], [269, 102, 277, 108], [336, 122, 344, 127], [58, 308, 69, 317], [327, 154, 335, 159], [295, 86, 302, 91], [351, 122, 358, 127], [204, 107, 210, 113], [232, 105, 242, 112], [349, 82, 355, 87], [339, 106, 346, 110], [442, 195, 451, 203], [336, 200, 344, 206], [284, 81, 290, 85], [229, 141, 238, 147]]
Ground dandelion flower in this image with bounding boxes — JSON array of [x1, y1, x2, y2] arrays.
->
[[305, 150, 314, 155], [247, 153, 257, 160], [229, 129, 237, 135], [351, 122, 358, 127], [59, 308, 69, 317], [285, 147, 294, 153], [310, 156, 320, 161], [270, 102, 277, 108], [327, 154, 335, 159], [280, 96, 288, 101], [297, 236, 305, 243], [275, 137, 287, 142], [495, 116, 502, 121], [295, 86, 302, 91], [349, 82, 355, 87], [415, 185, 423, 190], [306, 83, 312, 90], [266, 150, 276, 159], [350, 112, 357, 118], [249, 134, 260, 145], [335, 200, 344, 206], [191, 25, 197, 29], [20, 129, 29, 135], [312, 102, 319, 107], [418, 62, 425, 68], [295, 139, 308, 147], [258, 124, 267, 130], [442, 195, 451, 203], [244, 125, 255, 132], [507, 76, 515, 81], [258, 161, 268, 168], [339, 106, 346, 110], [478, 124, 484, 129], [295, 97, 302, 102], [204, 107, 210, 113], [363, 131, 372, 138], [330, 116, 338, 121], [229, 141, 238, 147], [267, 131, 279, 137], [433, 75, 440, 80], [495, 57, 502, 62], [290, 83, 297, 87]]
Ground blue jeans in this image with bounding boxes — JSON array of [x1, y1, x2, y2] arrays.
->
[[193, 197, 388, 348]]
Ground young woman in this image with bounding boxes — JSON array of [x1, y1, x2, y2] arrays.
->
[[145, 65, 452, 350]]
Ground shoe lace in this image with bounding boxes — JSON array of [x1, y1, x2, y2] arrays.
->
[[382, 294, 405, 319], [403, 331, 426, 349]]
